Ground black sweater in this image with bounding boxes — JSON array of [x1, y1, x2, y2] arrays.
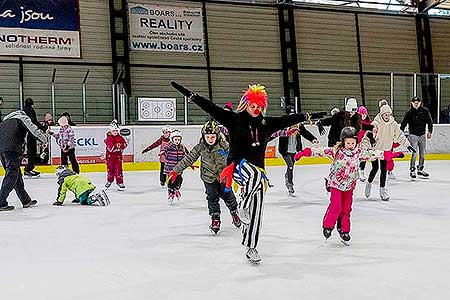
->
[[190, 94, 306, 168], [400, 106, 433, 136], [278, 126, 317, 155]]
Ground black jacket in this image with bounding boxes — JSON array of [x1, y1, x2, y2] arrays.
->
[[320, 111, 362, 147], [190, 94, 306, 168], [0, 111, 47, 154], [400, 106, 433, 136], [24, 104, 47, 131], [278, 126, 317, 155]]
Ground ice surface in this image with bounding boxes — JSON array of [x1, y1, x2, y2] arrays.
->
[[0, 161, 449, 300]]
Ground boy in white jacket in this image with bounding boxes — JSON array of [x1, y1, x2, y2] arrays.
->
[[363, 104, 414, 201]]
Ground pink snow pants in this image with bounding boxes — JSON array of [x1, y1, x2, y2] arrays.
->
[[323, 188, 353, 233], [106, 155, 123, 184]]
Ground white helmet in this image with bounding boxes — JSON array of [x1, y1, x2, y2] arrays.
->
[[55, 165, 68, 177], [345, 98, 358, 113], [162, 125, 172, 133], [170, 129, 182, 142]]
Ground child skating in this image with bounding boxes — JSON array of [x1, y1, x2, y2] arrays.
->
[[48, 116, 80, 174], [104, 120, 128, 191], [53, 166, 109, 206], [142, 125, 172, 186], [170, 121, 241, 234], [294, 127, 384, 244], [162, 129, 188, 204]]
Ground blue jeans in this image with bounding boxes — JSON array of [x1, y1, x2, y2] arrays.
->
[[0, 151, 32, 207]]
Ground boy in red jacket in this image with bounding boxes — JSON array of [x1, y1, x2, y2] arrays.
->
[[104, 120, 128, 191]]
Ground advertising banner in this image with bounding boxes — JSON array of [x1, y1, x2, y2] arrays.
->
[[0, 0, 81, 58], [128, 3, 204, 53], [50, 126, 134, 165]]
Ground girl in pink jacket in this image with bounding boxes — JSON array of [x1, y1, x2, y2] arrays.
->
[[142, 125, 172, 186], [295, 127, 383, 244]]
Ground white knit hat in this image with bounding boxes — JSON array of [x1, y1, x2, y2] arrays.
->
[[345, 98, 358, 112], [110, 119, 119, 131], [58, 116, 68, 126], [380, 104, 392, 115]]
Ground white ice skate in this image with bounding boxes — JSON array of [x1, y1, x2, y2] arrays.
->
[[380, 187, 390, 201], [90, 190, 110, 206], [365, 182, 372, 198], [118, 183, 125, 191], [105, 181, 112, 189], [246, 248, 261, 264], [359, 169, 366, 182]]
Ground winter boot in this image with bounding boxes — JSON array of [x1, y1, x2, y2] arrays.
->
[[380, 187, 390, 201], [23, 200, 37, 208], [410, 167, 417, 179], [118, 183, 125, 191], [340, 232, 351, 245], [105, 181, 112, 189], [365, 182, 372, 198], [209, 213, 221, 234], [359, 168, 366, 182], [417, 166, 429, 178], [323, 228, 332, 239], [0, 204, 14, 211], [230, 210, 242, 228], [246, 248, 261, 264]]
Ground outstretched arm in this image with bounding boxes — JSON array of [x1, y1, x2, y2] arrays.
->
[[265, 114, 307, 133], [173, 144, 201, 174]]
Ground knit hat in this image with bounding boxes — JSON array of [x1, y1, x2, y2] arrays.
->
[[58, 116, 69, 126], [110, 119, 119, 131], [357, 106, 368, 115], [331, 107, 340, 116], [379, 99, 389, 107], [237, 84, 268, 113], [380, 104, 392, 115], [224, 101, 233, 111], [345, 98, 358, 112]]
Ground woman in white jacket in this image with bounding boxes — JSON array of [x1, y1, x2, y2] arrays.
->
[[363, 104, 414, 201]]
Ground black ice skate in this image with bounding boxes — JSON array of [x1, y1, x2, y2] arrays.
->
[[24, 170, 40, 178], [210, 214, 221, 234], [417, 167, 429, 179], [231, 210, 241, 228], [410, 167, 417, 180], [323, 228, 332, 240], [23, 200, 37, 208], [286, 182, 295, 197], [340, 232, 351, 246], [246, 248, 261, 264], [0, 205, 14, 211]]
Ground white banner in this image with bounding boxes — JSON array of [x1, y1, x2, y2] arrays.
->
[[50, 126, 134, 165], [128, 3, 204, 53], [138, 97, 177, 121]]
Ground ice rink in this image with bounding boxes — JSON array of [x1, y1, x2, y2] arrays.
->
[[1, 160, 449, 300]]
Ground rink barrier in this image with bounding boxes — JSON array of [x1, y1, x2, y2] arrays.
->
[[2, 154, 450, 176]]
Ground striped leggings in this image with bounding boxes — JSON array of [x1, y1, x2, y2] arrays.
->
[[233, 160, 267, 249]]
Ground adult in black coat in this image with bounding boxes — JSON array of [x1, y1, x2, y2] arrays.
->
[[171, 81, 321, 263], [0, 111, 47, 211], [278, 107, 318, 195], [23, 98, 47, 177]]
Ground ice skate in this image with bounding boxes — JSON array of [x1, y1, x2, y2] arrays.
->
[[118, 183, 125, 191], [168, 193, 175, 205], [246, 248, 261, 264], [340, 232, 351, 246], [365, 182, 372, 198], [23, 200, 37, 208], [24, 170, 40, 178], [286, 182, 295, 197], [0, 205, 14, 211], [323, 228, 332, 240], [380, 187, 390, 201], [90, 190, 110, 206], [417, 167, 429, 179], [359, 169, 366, 182], [230, 210, 242, 228], [209, 215, 221, 234], [388, 171, 396, 180], [410, 167, 416, 180], [175, 190, 181, 201], [105, 181, 112, 189]]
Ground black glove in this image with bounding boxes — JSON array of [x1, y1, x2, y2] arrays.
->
[[142, 148, 149, 154], [170, 81, 194, 98], [407, 146, 417, 153], [316, 120, 326, 136], [396, 153, 405, 159], [366, 131, 376, 147]]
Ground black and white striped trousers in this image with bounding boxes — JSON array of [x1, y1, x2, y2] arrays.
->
[[233, 160, 267, 249]]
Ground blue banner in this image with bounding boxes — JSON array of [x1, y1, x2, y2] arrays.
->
[[0, 0, 80, 31]]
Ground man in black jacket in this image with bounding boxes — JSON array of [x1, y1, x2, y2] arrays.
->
[[0, 111, 47, 211], [23, 98, 47, 177], [400, 97, 433, 179]]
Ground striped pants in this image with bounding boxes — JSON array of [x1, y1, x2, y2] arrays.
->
[[233, 160, 267, 249]]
